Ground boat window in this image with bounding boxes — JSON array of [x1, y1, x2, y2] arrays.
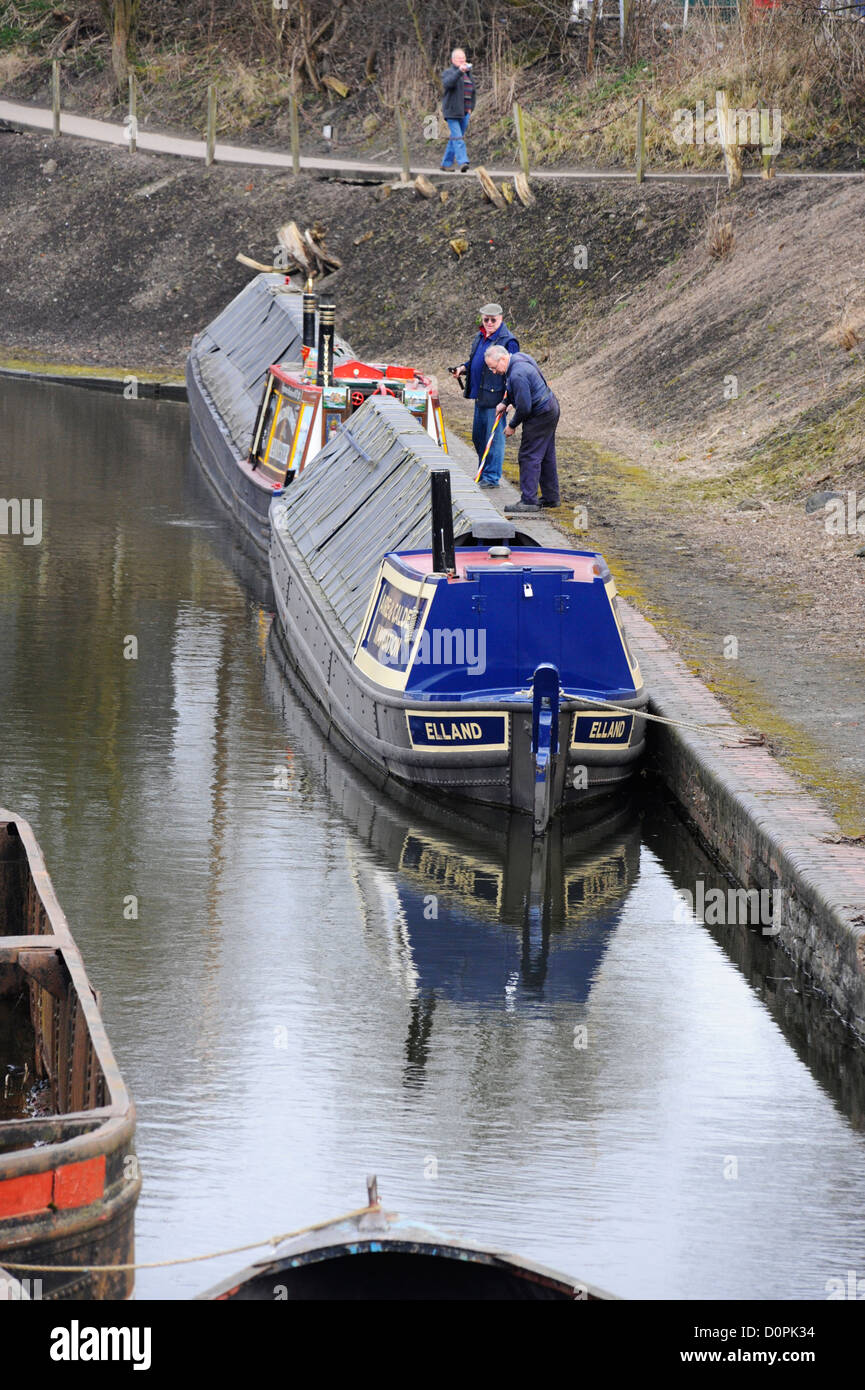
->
[[250, 374, 278, 467]]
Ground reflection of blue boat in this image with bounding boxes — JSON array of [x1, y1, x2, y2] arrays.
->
[[265, 626, 641, 1015], [379, 843, 634, 1010]]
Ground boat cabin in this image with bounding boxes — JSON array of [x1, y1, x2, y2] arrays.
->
[[248, 356, 447, 491]]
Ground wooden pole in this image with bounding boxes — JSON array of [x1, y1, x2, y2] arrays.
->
[[715, 89, 742, 191], [128, 74, 137, 154], [51, 60, 60, 138], [205, 84, 216, 167], [759, 107, 775, 180], [289, 88, 300, 176], [512, 102, 530, 179], [635, 97, 646, 184], [396, 107, 410, 183]]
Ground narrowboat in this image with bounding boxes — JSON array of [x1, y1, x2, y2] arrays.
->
[[0, 811, 140, 1300], [199, 1179, 613, 1301], [268, 392, 648, 835], [186, 273, 447, 555]]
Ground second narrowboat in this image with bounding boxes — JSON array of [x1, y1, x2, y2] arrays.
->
[[186, 273, 448, 555]]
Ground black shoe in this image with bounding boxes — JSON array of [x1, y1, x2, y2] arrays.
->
[[504, 500, 540, 513], [539, 499, 561, 508], [459, 163, 470, 172]]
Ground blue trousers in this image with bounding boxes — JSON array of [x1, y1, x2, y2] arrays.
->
[[517, 397, 560, 504], [472, 403, 505, 483], [442, 114, 470, 168]]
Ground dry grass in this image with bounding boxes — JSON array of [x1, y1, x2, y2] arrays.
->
[[706, 206, 735, 260], [0, 45, 32, 89], [495, 6, 865, 170]]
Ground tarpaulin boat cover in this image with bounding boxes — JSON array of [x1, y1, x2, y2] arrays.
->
[[193, 274, 353, 456], [271, 395, 517, 643]]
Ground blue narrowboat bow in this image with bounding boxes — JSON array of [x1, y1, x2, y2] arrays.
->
[[269, 394, 647, 834]]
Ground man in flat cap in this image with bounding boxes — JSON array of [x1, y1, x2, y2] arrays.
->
[[455, 303, 519, 487]]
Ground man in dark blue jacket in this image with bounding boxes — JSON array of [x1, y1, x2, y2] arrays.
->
[[485, 345, 560, 512], [458, 303, 519, 486], [440, 48, 476, 171]]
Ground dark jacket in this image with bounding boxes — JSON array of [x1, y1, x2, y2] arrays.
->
[[441, 65, 477, 121], [504, 352, 553, 428], [463, 321, 519, 408]]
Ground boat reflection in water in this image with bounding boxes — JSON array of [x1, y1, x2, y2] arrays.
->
[[264, 624, 641, 1040]]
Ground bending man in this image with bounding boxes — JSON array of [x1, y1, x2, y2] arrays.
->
[[484, 344, 560, 513]]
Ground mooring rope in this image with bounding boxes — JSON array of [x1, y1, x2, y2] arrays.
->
[[574, 693, 763, 748], [0, 1201, 380, 1275]]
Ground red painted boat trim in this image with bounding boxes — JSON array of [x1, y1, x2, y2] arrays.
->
[[0, 1155, 106, 1219]]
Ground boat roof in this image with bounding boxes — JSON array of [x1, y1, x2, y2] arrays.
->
[[397, 547, 604, 583], [192, 273, 353, 457], [270, 395, 518, 643]]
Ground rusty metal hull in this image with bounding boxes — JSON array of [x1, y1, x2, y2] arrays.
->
[[0, 812, 140, 1300]]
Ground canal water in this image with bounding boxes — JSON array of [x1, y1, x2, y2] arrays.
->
[[2, 376, 865, 1301]]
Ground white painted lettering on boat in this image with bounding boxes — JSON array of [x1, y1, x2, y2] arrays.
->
[[424, 721, 485, 742], [378, 590, 418, 631]]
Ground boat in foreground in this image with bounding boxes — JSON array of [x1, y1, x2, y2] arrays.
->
[[269, 393, 647, 834], [199, 1180, 612, 1301], [0, 811, 140, 1300]]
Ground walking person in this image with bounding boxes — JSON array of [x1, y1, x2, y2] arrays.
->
[[456, 303, 519, 487], [440, 48, 476, 172], [484, 345, 561, 512]]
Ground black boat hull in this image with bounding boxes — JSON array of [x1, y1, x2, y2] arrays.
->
[[186, 348, 274, 557]]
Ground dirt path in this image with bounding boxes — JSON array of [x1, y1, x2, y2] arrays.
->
[[4, 98, 865, 184]]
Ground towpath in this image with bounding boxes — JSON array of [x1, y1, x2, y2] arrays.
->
[[2, 99, 864, 183]]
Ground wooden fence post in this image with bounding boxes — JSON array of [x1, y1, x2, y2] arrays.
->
[[759, 107, 776, 180], [635, 97, 646, 183], [512, 102, 530, 179], [128, 74, 137, 153], [205, 84, 217, 167], [289, 87, 300, 176], [716, 90, 742, 191], [51, 60, 60, 138], [396, 107, 411, 182]]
